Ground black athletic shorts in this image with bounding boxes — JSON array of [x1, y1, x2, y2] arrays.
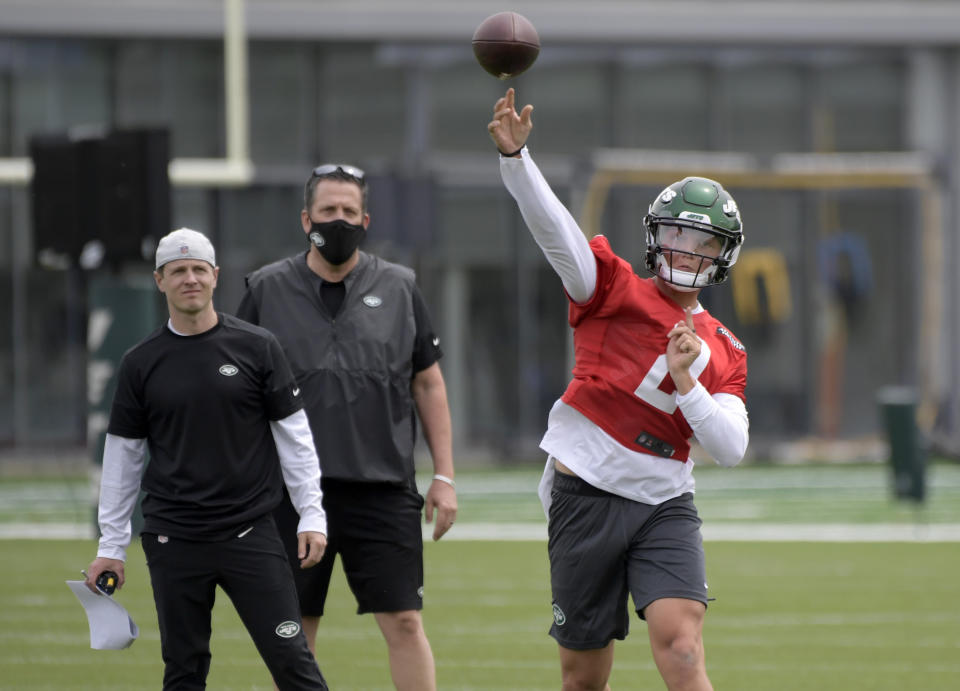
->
[[274, 478, 425, 616], [547, 471, 708, 650]]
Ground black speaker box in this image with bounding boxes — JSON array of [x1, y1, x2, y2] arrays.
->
[[30, 129, 171, 267], [29, 134, 86, 260]]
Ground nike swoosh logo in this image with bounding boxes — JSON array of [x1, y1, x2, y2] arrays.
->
[[432, 337, 440, 347], [292, 387, 300, 396], [237, 526, 254, 538]]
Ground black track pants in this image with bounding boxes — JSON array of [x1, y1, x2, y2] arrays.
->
[[142, 514, 328, 690]]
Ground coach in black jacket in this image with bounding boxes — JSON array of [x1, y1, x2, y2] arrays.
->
[[237, 164, 456, 691]]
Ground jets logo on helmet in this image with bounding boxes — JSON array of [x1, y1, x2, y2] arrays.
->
[[658, 188, 678, 204], [678, 211, 709, 224], [643, 176, 744, 290]]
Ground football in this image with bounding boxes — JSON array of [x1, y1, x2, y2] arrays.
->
[[472, 11, 540, 80]]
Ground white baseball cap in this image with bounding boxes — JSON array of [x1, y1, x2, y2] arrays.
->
[[155, 228, 216, 270]]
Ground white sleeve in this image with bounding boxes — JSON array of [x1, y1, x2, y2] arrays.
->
[[500, 149, 597, 303], [97, 434, 148, 562], [676, 385, 749, 467], [270, 409, 327, 535]]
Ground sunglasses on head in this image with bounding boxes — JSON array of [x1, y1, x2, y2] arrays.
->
[[311, 164, 365, 184]]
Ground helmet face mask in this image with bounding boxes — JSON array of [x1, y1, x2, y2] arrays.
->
[[643, 177, 744, 289], [654, 224, 725, 291]]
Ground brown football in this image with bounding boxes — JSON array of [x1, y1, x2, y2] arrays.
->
[[472, 12, 540, 80]]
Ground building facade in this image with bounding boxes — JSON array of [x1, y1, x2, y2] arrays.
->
[[1, 1, 959, 461]]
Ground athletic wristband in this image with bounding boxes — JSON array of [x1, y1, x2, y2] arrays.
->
[[497, 146, 524, 157], [432, 473, 456, 489]]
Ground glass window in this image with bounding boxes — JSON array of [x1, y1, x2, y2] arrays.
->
[[0, 187, 12, 442], [217, 185, 304, 313], [465, 265, 519, 445], [817, 61, 905, 151], [517, 57, 609, 155], [0, 43, 11, 155], [430, 53, 511, 152], [431, 185, 573, 448], [721, 64, 808, 153], [116, 39, 222, 157], [826, 192, 913, 434], [435, 187, 513, 264], [617, 63, 710, 150], [318, 45, 406, 163], [167, 42, 224, 158], [115, 41, 171, 130], [461, 262, 570, 450], [12, 39, 110, 153], [24, 267, 87, 442], [248, 42, 315, 164]]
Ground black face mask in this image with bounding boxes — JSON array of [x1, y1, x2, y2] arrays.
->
[[307, 219, 366, 265]]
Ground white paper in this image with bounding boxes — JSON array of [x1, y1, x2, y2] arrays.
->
[[66, 580, 139, 650]]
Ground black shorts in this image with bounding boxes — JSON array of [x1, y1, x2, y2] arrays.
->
[[547, 471, 707, 650], [274, 478, 425, 616]]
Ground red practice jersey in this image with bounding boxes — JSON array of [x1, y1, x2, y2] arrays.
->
[[561, 235, 747, 462]]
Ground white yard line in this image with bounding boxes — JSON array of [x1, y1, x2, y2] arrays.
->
[[426, 522, 960, 543], [3, 521, 959, 542], [701, 522, 960, 542], [0, 523, 95, 539]]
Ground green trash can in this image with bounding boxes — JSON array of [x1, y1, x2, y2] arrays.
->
[[877, 386, 926, 503]]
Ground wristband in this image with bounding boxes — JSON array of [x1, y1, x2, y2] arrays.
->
[[497, 146, 524, 157], [432, 473, 456, 489]]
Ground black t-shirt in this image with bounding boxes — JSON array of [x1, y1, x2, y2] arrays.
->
[[108, 312, 303, 540]]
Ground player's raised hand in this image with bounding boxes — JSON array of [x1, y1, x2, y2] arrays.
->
[[488, 87, 533, 155]]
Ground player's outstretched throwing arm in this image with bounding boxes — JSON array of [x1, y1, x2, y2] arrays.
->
[[489, 88, 597, 304]]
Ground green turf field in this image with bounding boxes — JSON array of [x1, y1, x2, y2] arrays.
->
[[1, 462, 959, 689], [0, 539, 957, 690], [447, 462, 960, 526], [4, 462, 960, 532]]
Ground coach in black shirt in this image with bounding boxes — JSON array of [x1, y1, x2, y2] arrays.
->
[[86, 227, 329, 690]]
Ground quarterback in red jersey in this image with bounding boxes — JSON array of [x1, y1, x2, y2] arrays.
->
[[489, 88, 748, 691]]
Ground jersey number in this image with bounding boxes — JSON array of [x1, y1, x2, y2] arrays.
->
[[633, 341, 711, 414]]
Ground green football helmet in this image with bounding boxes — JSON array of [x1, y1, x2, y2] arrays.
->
[[643, 177, 744, 290]]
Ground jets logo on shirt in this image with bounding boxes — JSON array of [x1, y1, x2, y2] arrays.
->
[[219, 364, 239, 376], [362, 295, 383, 308]]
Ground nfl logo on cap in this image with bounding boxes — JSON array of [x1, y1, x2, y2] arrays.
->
[[155, 227, 217, 269]]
